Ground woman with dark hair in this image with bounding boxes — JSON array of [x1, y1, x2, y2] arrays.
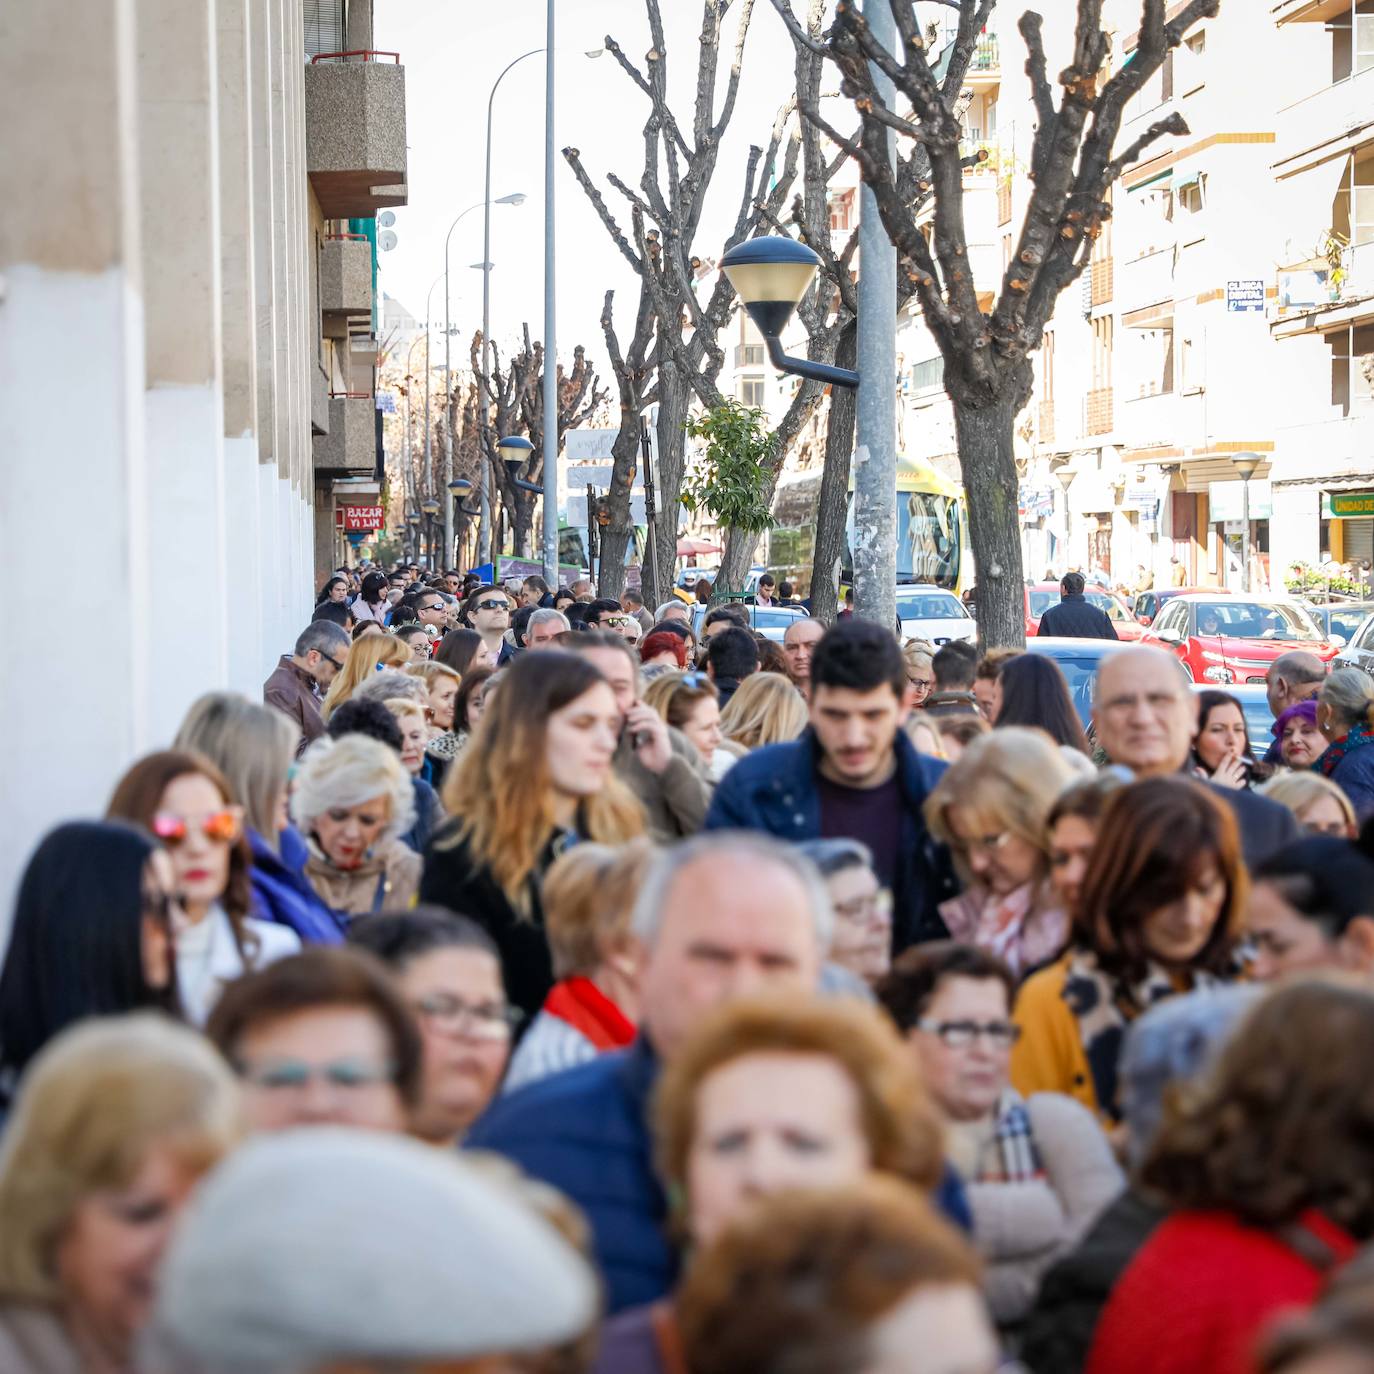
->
[[1191, 688, 1268, 789], [1087, 980, 1374, 1374], [315, 574, 349, 608], [107, 751, 299, 1024], [434, 626, 485, 677], [1044, 775, 1124, 918], [993, 654, 1091, 756], [0, 822, 181, 1098], [421, 651, 645, 1018], [353, 569, 391, 624], [1011, 776, 1247, 1125]]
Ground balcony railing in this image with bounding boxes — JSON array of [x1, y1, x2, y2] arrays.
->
[[1090, 257, 1115, 306], [1119, 248, 1176, 316], [997, 179, 1012, 225], [1038, 399, 1056, 446], [304, 50, 407, 218], [321, 235, 373, 317], [734, 344, 765, 368], [970, 35, 999, 72], [314, 394, 376, 475], [1084, 387, 1115, 436]]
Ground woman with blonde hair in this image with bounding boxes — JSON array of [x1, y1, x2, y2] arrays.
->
[[717, 671, 808, 754], [407, 659, 464, 790], [422, 651, 645, 1018], [1260, 770, 1359, 839], [319, 632, 412, 723], [643, 671, 731, 780], [290, 733, 421, 925], [0, 1014, 241, 1372], [925, 727, 1076, 976]]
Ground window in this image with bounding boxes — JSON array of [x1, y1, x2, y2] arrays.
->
[[910, 356, 946, 394], [1091, 315, 1114, 390], [1180, 332, 1205, 392], [1179, 30, 1206, 95], [1178, 176, 1205, 217], [1328, 323, 1374, 416], [738, 379, 766, 408], [1042, 330, 1056, 402], [1137, 326, 1174, 397], [1331, 1, 1374, 83], [829, 190, 854, 232], [1333, 149, 1374, 248]]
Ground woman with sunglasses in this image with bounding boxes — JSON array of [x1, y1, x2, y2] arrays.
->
[[0, 821, 181, 1103], [642, 670, 732, 782], [108, 751, 299, 1025]]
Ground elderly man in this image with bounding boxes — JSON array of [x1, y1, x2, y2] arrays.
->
[[526, 607, 571, 649], [1093, 645, 1299, 865], [781, 615, 825, 698], [655, 599, 692, 626], [1261, 650, 1327, 763], [263, 621, 349, 755]]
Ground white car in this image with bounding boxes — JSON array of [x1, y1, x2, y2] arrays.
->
[[895, 585, 976, 646]]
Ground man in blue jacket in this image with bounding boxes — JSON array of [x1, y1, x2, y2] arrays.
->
[[466, 832, 971, 1314], [705, 617, 958, 951]]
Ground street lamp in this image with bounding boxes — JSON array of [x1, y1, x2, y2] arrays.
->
[[1232, 451, 1263, 593], [420, 496, 441, 571], [448, 477, 481, 518], [498, 434, 543, 494], [405, 510, 421, 563], [719, 236, 860, 389], [1056, 467, 1076, 571]]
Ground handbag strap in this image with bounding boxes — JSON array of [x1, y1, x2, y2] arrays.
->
[[650, 1300, 690, 1374]]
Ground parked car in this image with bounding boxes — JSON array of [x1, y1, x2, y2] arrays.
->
[[1131, 585, 1231, 627], [1142, 594, 1342, 685], [1190, 682, 1274, 750], [1025, 583, 1145, 640], [1023, 637, 1140, 727], [895, 585, 977, 646], [691, 602, 810, 644], [1334, 611, 1374, 675], [1307, 601, 1374, 648]]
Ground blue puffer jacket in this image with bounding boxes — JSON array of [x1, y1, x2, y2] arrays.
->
[[1329, 740, 1374, 824], [466, 1036, 974, 1316], [248, 825, 345, 944], [703, 729, 959, 951]]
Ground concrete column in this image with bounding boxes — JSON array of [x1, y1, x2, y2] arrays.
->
[[0, 0, 151, 917], [137, 0, 230, 729]]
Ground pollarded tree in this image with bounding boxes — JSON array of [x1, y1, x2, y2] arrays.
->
[[772, 0, 1217, 647]]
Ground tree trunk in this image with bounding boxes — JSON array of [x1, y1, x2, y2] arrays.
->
[[653, 358, 690, 605], [809, 320, 857, 624], [598, 420, 640, 601], [952, 392, 1025, 651]]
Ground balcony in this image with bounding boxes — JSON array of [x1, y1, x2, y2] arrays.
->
[[1274, 64, 1374, 168], [1084, 387, 1115, 436], [734, 343, 765, 368], [304, 51, 408, 218], [1091, 257, 1115, 306], [313, 393, 376, 475], [1038, 399, 1056, 446], [321, 234, 373, 318], [1272, 0, 1357, 25], [998, 179, 1012, 225], [1119, 248, 1176, 324], [965, 34, 1000, 88], [1121, 389, 1208, 453]]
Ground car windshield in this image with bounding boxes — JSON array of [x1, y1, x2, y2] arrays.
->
[[1329, 608, 1372, 642], [896, 592, 967, 620], [1029, 590, 1057, 617], [1191, 601, 1325, 641], [1037, 654, 1101, 725], [1085, 590, 1129, 622]]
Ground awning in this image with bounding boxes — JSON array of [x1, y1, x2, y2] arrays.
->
[[1277, 154, 1350, 265]]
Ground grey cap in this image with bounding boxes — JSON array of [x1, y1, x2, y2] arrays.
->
[[146, 1128, 598, 1370]]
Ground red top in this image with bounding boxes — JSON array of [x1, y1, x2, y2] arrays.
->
[[542, 975, 635, 1051], [1086, 1209, 1358, 1374]]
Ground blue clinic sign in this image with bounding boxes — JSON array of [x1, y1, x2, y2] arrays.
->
[[1226, 280, 1265, 313]]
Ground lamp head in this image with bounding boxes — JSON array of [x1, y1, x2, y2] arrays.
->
[[448, 478, 473, 493], [496, 192, 527, 206], [497, 434, 535, 475], [1232, 450, 1263, 481], [720, 235, 821, 340], [406, 512, 420, 526], [421, 497, 441, 517]]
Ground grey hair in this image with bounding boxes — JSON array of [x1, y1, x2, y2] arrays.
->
[[351, 670, 429, 708], [1319, 667, 1374, 730], [528, 608, 571, 632], [289, 734, 415, 840], [293, 620, 349, 659], [1269, 650, 1327, 689], [655, 601, 689, 620], [629, 831, 834, 955], [796, 837, 874, 880]]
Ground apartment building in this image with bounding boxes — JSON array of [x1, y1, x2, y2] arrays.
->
[[0, 0, 407, 912]]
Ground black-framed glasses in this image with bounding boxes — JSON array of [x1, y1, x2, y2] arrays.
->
[[320, 653, 344, 671], [474, 599, 508, 612], [917, 1019, 1020, 1049], [419, 602, 444, 614]]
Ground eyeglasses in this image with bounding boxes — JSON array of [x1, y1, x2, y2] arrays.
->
[[412, 993, 523, 1040], [320, 653, 344, 671], [237, 1058, 397, 1092], [917, 1018, 1021, 1049], [603, 615, 630, 627], [679, 670, 709, 689], [953, 830, 1012, 859], [833, 889, 893, 924], [419, 602, 444, 614], [151, 809, 243, 846], [474, 599, 508, 612]]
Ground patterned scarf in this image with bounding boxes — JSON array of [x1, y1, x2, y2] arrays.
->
[[1062, 948, 1226, 1123], [979, 1088, 1045, 1184], [1317, 721, 1374, 778]]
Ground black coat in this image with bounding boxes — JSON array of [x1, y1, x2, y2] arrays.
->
[[419, 823, 557, 1019], [1205, 780, 1300, 869], [1037, 594, 1119, 640]]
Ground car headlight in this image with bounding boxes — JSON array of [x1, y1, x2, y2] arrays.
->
[[1202, 666, 1236, 683]]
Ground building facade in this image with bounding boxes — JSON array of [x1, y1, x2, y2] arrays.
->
[[0, 0, 407, 914]]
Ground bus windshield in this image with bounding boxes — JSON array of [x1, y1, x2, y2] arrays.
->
[[900, 491, 961, 589]]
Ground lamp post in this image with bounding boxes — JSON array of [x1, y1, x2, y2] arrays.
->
[[443, 195, 525, 576], [1232, 451, 1263, 593], [405, 510, 421, 564], [1056, 468, 1076, 572], [422, 271, 444, 517], [421, 496, 441, 571]]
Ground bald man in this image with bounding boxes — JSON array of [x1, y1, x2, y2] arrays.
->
[[1262, 651, 1327, 763]]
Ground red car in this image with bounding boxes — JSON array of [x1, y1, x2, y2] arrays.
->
[[1025, 583, 1146, 641], [1142, 593, 1342, 684], [1131, 585, 1231, 627]]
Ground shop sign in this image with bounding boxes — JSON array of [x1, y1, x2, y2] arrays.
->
[[1226, 280, 1265, 313], [1328, 491, 1374, 518], [342, 505, 384, 531], [1208, 479, 1271, 522]]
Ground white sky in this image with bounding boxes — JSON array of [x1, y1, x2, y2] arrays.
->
[[375, 0, 810, 388]]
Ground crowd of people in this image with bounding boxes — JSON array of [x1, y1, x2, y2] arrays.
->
[[5, 557, 1374, 1374]]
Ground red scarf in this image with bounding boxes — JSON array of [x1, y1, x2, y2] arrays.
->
[[542, 976, 635, 1051]]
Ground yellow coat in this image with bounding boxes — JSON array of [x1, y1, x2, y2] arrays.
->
[[1010, 954, 1100, 1119]]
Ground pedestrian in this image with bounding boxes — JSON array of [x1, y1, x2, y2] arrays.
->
[[555, 587, 579, 614], [263, 620, 349, 753], [654, 599, 691, 625], [464, 584, 514, 663], [702, 626, 757, 711], [1086, 980, 1374, 1374], [1036, 572, 1118, 640], [1011, 777, 1246, 1126], [973, 647, 1020, 721], [753, 572, 776, 606], [435, 625, 489, 676], [564, 632, 713, 841], [0, 1015, 241, 1374], [1169, 555, 1187, 587], [349, 908, 517, 1145], [318, 631, 412, 725], [106, 751, 299, 1025], [717, 671, 808, 754], [1044, 775, 1123, 919], [173, 692, 343, 945], [394, 622, 432, 661], [1260, 771, 1358, 838], [643, 671, 731, 782], [503, 839, 657, 1095], [290, 733, 421, 924], [934, 711, 990, 761], [925, 639, 981, 717], [1272, 698, 1329, 770], [143, 1128, 597, 1374], [797, 837, 892, 985], [316, 574, 350, 607], [639, 628, 689, 679], [677, 1180, 994, 1374], [1260, 1285, 1374, 1373], [880, 943, 1123, 1329], [522, 573, 553, 608], [206, 945, 421, 1134], [993, 653, 1092, 756], [353, 569, 392, 624], [526, 607, 572, 650], [466, 833, 833, 1314], [692, 578, 712, 605], [0, 822, 180, 1098], [904, 642, 936, 710], [311, 598, 356, 634], [1191, 689, 1268, 789], [780, 616, 824, 699], [622, 588, 654, 634], [406, 661, 462, 773], [422, 651, 644, 1019], [1316, 667, 1374, 822], [1093, 646, 1299, 865], [352, 618, 384, 640], [707, 618, 957, 951], [595, 996, 952, 1373], [925, 728, 1076, 975], [1262, 651, 1328, 763]]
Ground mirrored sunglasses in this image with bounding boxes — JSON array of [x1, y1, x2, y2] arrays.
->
[[152, 809, 241, 847]]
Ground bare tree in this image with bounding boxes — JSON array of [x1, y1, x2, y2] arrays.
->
[[771, 0, 1216, 646]]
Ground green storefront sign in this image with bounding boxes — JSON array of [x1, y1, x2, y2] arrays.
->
[[1327, 492, 1374, 519]]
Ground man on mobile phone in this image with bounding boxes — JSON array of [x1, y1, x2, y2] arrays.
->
[[565, 632, 712, 840]]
